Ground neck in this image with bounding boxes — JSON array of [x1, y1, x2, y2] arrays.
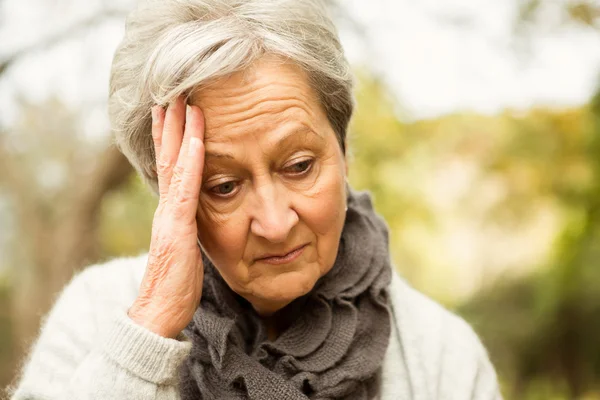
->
[[262, 317, 280, 341]]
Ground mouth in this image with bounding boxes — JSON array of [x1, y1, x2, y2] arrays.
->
[[256, 244, 308, 265]]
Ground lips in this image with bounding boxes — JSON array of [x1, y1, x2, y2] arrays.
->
[[256, 244, 308, 265]]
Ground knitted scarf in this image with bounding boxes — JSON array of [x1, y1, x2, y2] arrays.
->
[[179, 187, 392, 399]]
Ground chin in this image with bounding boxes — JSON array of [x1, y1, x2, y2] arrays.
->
[[248, 268, 321, 315]]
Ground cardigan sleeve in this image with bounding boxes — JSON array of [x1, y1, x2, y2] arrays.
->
[[8, 263, 192, 400]]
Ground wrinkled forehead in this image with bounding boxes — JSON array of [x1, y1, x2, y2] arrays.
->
[[189, 56, 328, 145]]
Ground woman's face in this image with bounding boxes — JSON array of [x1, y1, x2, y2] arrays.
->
[[191, 56, 348, 316]]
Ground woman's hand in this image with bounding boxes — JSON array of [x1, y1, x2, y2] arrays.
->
[[128, 96, 205, 339]]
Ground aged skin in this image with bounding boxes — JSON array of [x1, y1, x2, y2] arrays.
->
[[129, 55, 348, 339], [192, 55, 348, 316]]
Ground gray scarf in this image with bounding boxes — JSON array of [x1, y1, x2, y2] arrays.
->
[[179, 187, 392, 399]]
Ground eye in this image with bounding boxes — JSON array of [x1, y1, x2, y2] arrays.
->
[[210, 181, 238, 197], [285, 159, 313, 175]]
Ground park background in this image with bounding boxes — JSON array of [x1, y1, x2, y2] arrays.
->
[[1, 0, 599, 398]]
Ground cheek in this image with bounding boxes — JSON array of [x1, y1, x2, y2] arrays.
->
[[306, 178, 344, 232], [312, 151, 346, 221], [195, 208, 248, 272], [299, 161, 346, 265]]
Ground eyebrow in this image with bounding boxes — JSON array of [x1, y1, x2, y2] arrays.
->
[[204, 126, 322, 160]]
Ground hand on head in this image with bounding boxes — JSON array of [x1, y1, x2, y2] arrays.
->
[[128, 95, 205, 339]]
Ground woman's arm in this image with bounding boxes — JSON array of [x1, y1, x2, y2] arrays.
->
[[9, 97, 207, 399], [8, 262, 191, 400]]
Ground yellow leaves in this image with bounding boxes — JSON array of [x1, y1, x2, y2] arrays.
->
[[348, 70, 598, 306]]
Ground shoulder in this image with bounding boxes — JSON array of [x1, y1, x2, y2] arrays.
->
[[66, 252, 148, 312], [40, 252, 149, 333], [388, 270, 488, 359], [381, 270, 501, 399], [8, 253, 187, 399], [40, 253, 149, 334], [74, 252, 148, 292]]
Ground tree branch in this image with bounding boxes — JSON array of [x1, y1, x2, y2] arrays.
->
[[52, 144, 134, 284], [0, 8, 127, 76]]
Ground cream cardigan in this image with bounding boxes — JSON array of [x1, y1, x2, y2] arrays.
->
[[8, 253, 502, 399]]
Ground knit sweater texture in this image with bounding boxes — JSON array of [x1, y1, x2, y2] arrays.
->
[[8, 253, 503, 399]]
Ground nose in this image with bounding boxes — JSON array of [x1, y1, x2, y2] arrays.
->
[[250, 181, 299, 243]]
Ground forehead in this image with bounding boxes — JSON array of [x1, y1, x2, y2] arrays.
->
[[189, 56, 329, 145]]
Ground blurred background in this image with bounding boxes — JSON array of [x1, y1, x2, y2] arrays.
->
[[1, 0, 599, 398]]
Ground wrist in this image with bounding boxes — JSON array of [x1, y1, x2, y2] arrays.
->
[[128, 302, 180, 339]]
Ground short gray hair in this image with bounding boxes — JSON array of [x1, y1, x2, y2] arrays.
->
[[108, 0, 354, 195]]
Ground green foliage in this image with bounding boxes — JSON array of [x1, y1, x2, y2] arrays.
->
[[458, 91, 600, 397], [0, 286, 14, 389], [349, 70, 600, 397], [98, 174, 157, 259]]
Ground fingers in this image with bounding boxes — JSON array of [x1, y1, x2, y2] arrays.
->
[[156, 96, 185, 200], [171, 105, 205, 222], [170, 105, 196, 197], [174, 135, 205, 223], [172, 104, 204, 191], [151, 105, 165, 190], [150, 95, 205, 224], [177, 105, 203, 165]]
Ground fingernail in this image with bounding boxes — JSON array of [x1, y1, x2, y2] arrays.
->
[[186, 104, 192, 120], [151, 106, 157, 122]]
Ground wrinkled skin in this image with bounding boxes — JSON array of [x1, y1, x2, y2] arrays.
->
[[128, 56, 348, 338]]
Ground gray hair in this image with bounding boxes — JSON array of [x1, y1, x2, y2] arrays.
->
[[108, 0, 354, 195]]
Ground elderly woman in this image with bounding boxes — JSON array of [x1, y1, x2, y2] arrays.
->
[[10, 0, 502, 399]]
